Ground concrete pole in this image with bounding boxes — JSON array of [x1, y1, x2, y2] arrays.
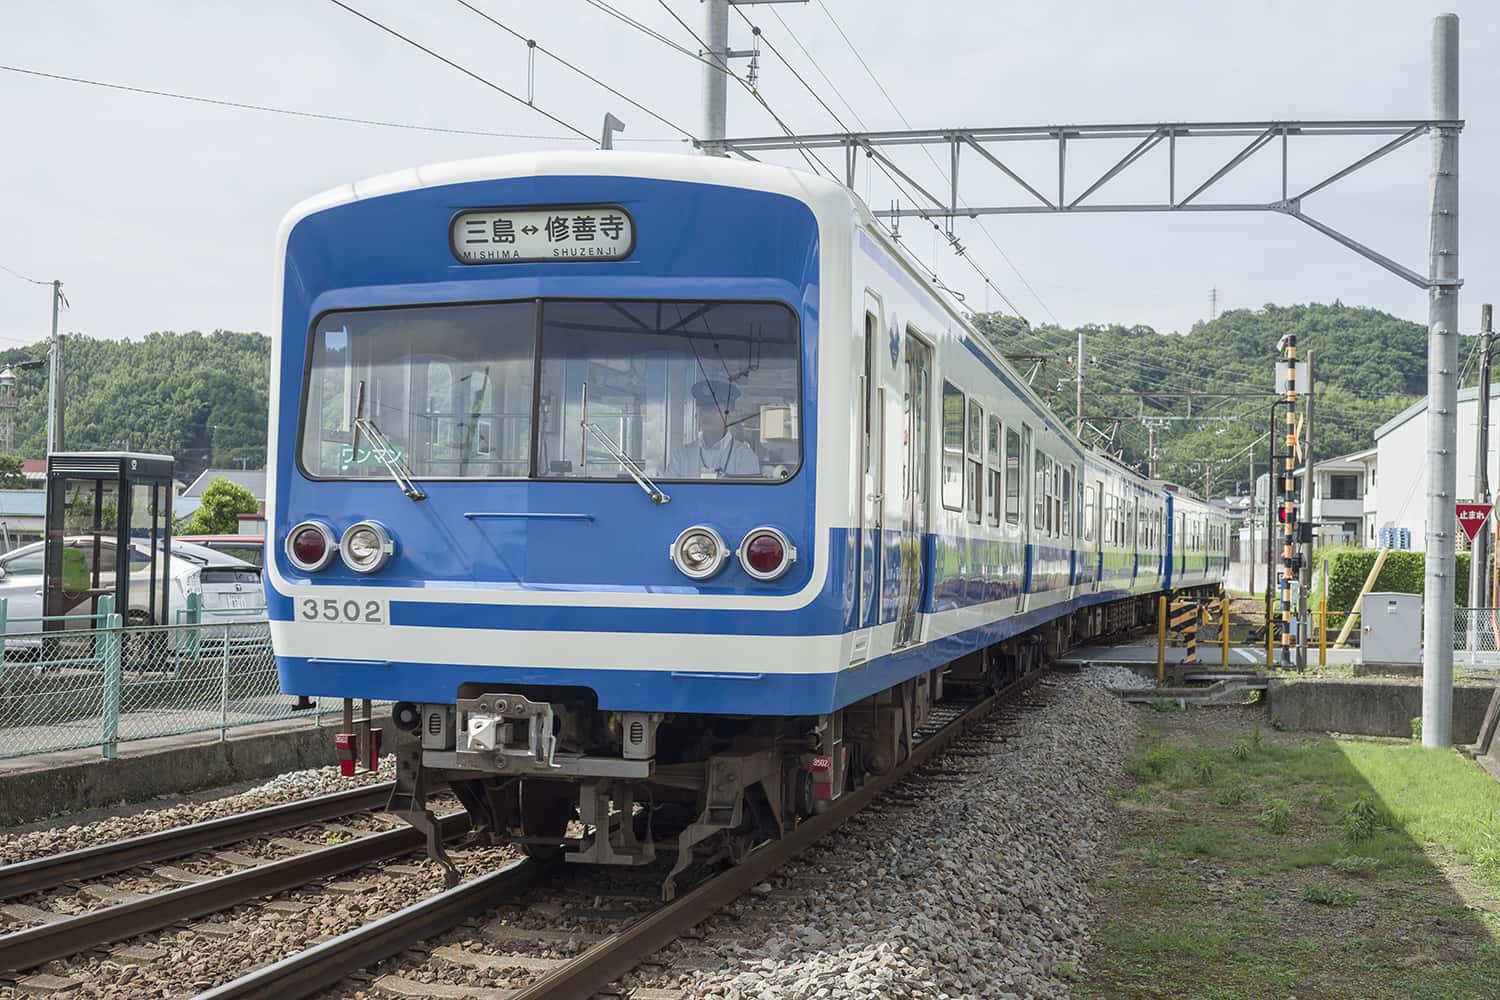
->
[[1248, 444, 1256, 597], [1470, 304, 1492, 613], [1422, 13, 1459, 749], [702, 0, 729, 154], [45, 280, 63, 454], [1075, 329, 1085, 438], [1298, 351, 1315, 670]]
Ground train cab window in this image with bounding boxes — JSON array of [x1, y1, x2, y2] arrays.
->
[[301, 301, 537, 479], [941, 381, 965, 511], [985, 416, 1002, 526], [965, 402, 983, 523], [1004, 427, 1021, 526], [539, 300, 800, 482]]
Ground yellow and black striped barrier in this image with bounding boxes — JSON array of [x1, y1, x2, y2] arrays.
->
[[1170, 596, 1202, 665]]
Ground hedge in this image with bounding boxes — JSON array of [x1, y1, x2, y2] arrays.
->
[[1309, 544, 1475, 614]]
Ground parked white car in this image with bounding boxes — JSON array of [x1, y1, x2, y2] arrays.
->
[[0, 536, 203, 637], [170, 541, 263, 624]]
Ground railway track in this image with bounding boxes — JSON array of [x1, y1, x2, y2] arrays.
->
[[197, 667, 1050, 1000], [0, 783, 473, 973]]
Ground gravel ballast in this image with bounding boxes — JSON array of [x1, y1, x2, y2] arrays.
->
[[624, 675, 1136, 1000]]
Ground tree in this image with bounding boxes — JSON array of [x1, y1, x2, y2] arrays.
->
[[0, 456, 28, 490], [187, 477, 259, 534]]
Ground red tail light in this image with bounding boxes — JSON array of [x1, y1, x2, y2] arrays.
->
[[738, 527, 797, 581], [286, 520, 336, 572]]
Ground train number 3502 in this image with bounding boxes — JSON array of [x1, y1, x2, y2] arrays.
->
[[300, 598, 385, 624]]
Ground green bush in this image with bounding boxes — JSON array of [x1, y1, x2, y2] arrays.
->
[[1310, 544, 1475, 615]]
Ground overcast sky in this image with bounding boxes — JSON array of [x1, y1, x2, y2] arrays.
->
[[2, 1, 1496, 347]]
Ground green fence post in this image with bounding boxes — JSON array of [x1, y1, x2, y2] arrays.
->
[[101, 611, 123, 759], [93, 595, 115, 671], [220, 622, 231, 739]]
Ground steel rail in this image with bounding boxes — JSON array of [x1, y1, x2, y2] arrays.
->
[[508, 669, 1047, 1000], [0, 811, 469, 972], [178, 669, 1046, 999], [0, 782, 395, 901], [196, 859, 550, 1000]]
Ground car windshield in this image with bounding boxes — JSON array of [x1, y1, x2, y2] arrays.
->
[[299, 299, 801, 483]]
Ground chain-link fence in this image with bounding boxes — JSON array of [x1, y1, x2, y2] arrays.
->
[[0, 614, 346, 760], [1453, 608, 1500, 664]]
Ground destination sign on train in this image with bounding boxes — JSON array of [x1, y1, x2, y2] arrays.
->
[[450, 206, 634, 264]]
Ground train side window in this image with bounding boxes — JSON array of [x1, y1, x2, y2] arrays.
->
[[1004, 427, 1021, 526], [1062, 467, 1073, 538], [986, 416, 1001, 526], [1052, 462, 1062, 538], [941, 381, 965, 512], [1083, 485, 1096, 543], [965, 402, 983, 524], [1035, 451, 1048, 533]]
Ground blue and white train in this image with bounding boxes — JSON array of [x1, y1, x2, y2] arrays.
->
[[266, 152, 1229, 889]]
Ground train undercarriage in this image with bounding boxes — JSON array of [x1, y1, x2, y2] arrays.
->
[[384, 590, 1210, 897]]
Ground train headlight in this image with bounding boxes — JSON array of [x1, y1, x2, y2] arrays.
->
[[286, 520, 337, 572], [738, 526, 797, 581], [669, 525, 729, 580], [340, 520, 394, 574]]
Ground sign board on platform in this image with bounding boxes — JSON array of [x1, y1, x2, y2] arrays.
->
[[1456, 502, 1493, 542]]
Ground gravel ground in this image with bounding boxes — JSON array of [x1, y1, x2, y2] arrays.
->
[[0, 760, 396, 865], [622, 675, 1136, 1000], [1077, 664, 1157, 691]]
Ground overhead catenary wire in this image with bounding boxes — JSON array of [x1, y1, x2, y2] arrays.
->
[[451, 1, 697, 142], [729, 7, 1029, 323], [0, 262, 47, 286], [323, 0, 596, 144], [811, 0, 1058, 326], [0, 64, 590, 142]]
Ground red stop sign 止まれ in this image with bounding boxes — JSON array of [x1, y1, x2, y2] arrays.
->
[[1457, 502, 1493, 542]]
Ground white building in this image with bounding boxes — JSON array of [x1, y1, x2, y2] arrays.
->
[[1367, 382, 1500, 549], [1291, 448, 1378, 546]]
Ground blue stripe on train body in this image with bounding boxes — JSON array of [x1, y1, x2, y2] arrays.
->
[[267, 154, 1232, 718]]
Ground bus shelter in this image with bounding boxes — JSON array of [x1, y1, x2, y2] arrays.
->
[[43, 452, 175, 631]]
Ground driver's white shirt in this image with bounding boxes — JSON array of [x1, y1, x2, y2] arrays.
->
[[666, 433, 759, 477]]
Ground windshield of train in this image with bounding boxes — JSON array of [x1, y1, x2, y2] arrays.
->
[[299, 299, 801, 483]]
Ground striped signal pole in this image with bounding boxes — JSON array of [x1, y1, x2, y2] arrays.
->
[[1280, 333, 1298, 668]]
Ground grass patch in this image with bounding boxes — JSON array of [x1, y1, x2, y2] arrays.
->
[[1302, 883, 1359, 906], [1080, 709, 1500, 1000]]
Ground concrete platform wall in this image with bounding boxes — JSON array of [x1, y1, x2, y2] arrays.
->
[[0, 715, 390, 826], [1268, 679, 1497, 743]]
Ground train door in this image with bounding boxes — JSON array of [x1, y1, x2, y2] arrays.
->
[[1018, 423, 1033, 612], [1094, 479, 1105, 593], [893, 331, 931, 649], [858, 300, 884, 629]]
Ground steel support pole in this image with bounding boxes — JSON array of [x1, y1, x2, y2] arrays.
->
[[45, 280, 63, 454], [1248, 444, 1256, 596], [702, 0, 729, 154], [1470, 304, 1492, 613], [1422, 13, 1460, 748], [1075, 329, 1085, 438]]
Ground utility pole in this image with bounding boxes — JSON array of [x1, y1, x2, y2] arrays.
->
[[1146, 424, 1157, 479], [701, 1, 807, 155], [1210, 287, 1218, 319], [1075, 328, 1085, 438], [1298, 351, 1315, 670], [1470, 304, 1492, 615], [1423, 14, 1460, 749], [1248, 443, 1256, 597], [702, 0, 730, 151], [45, 280, 64, 454]]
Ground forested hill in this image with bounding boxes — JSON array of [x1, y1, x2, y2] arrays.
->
[[974, 303, 1431, 494], [0, 303, 1434, 491], [0, 331, 268, 481]]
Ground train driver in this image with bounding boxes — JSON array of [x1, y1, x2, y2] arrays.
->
[[666, 379, 760, 478]]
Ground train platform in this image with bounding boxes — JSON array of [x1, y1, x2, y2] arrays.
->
[[1059, 640, 1362, 670]]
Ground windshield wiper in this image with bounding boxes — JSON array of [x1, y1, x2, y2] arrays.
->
[[352, 380, 426, 501], [580, 382, 669, 505]]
